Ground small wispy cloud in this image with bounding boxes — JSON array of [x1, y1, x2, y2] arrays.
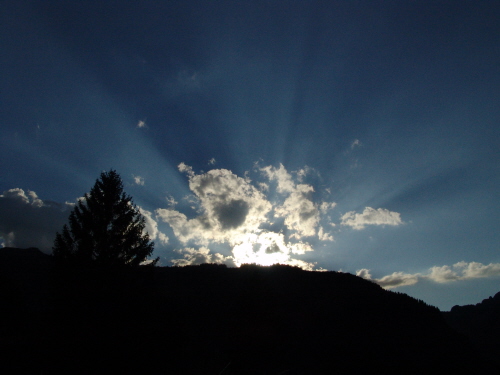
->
[[137, 119, 147, 128], [351, 139, 361, 149], [133, 175, 145, 186], [208, 158, 216, 165]]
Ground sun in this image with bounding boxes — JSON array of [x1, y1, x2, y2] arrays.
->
[[231, 232, 292, 267]]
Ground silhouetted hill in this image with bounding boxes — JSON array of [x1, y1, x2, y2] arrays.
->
[[443, 291, 500, 362], [0, 248, 496, 374]]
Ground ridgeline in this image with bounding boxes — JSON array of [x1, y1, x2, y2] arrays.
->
[[1, 247, 497, 374]]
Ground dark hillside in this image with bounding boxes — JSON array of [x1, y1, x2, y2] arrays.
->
[[443, 292, 500, 362], [0, 248, 495, 374]]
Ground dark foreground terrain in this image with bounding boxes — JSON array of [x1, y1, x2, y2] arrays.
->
[[0, 247, 497, 374]]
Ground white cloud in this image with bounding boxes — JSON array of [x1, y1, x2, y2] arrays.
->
[[260, 164, 335, 240], [208, 158, 216, 165], [171, 247, 235, 267], [178, 162, 195, 177], [318, 226, 334, 241], [275, 184, 319, 238], [355, 269, 372, 279], [157, 167, 273, 245], [232, 232, 315, 270], [295, 165, 314, 182], [375, 272, 420, 288], [157, 163, 332, 270], [429, 261, 500, 282], [165, 195, 178, 207], [357, 261, 500, 289], [138, 207, 169, 245], [320, 202, 336, 214], [133, 175, 145, 186], [137, 120, 146, 128], [260, 163, 295, 194], [341, 207, 403, 230]]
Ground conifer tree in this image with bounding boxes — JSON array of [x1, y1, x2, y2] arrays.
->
[[53, 170, 156, 266]]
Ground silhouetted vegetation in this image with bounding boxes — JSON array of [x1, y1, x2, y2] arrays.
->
[[1, 247, 497, 374], [53, 170, 156, 267], [443, 292, 500, 362]]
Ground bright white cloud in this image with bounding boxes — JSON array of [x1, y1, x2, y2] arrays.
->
[[159, 163, 336, 270], [157, 166, 273, 245], [261, 164, 334, 240], [171, 247, 235, 267], [133, 175, 145, 186], [275, 184, 319, 238], [138, 207, 169, 245], [341, 207, 403, 230], [357, 261, 500, 289], [260, 163, 295, 194], [137, 120, 146, 128], [429, 261, 500, 282], [355, 269, 372, 280], [178, 162, 195, 177], [232, 232, 316, 270]]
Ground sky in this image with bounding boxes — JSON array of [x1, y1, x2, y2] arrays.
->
[[1, 0, 499, 311]]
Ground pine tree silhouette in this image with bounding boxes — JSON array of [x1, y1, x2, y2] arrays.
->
[[53, 170, 156, 266]]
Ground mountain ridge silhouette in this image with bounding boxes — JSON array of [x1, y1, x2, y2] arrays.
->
[[1, 247, 497, 374]]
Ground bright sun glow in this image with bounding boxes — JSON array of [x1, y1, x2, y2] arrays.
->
[[231, 232, 313, 268]]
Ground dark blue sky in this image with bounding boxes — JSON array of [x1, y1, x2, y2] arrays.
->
[[1, 0, 499, 310]]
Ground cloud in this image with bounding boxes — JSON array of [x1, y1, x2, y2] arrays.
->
[[320, 202, 336, 214], [0, 189, 71, 253], [261, 164, 336, 240], [351, 139, 361, 149], [295, 165, 314, 182], [260, 163, 295, 194], [138, 207, 169, 245], [133, 175, 145, 185], [374, 272, 420, 288], [355, 269, 372, 280], [158, 163, 335, 270], [171, 247, 235, 267], [157, 165, 273, 245], [178, 162, 195, 177], [137, 119, 146, 128], [357, 261, 500, 289], [275, 184, 319, 238], [341, 207, 403, 230], [208, 158, 216, 165], [318, 226, 334, 241], [231, 232, 316, 270], [429, 261, 500, 282]]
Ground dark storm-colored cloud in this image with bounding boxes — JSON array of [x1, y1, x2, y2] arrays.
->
[[215, 199, 250, 229], [0, 188, 169, 253], [0, 189, 71, 253]]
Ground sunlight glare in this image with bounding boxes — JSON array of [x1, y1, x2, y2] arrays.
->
[[232, 232, 291, 267]]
